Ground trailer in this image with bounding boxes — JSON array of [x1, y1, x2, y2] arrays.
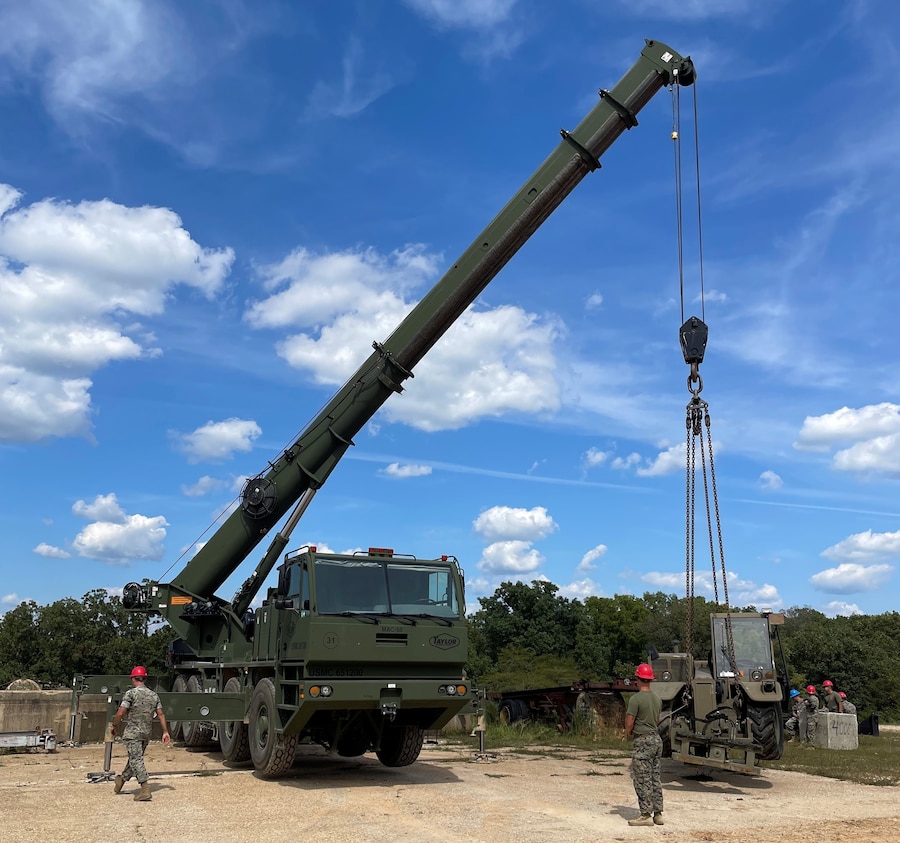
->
[[0, 728, 57, 752], [491, 679, 634, 732]]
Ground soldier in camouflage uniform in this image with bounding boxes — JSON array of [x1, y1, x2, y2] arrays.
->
[[802, 684, 819, 745], [111, 666, 171, 801], [625, 663, 664, 827], [784, 689, 802, 740], [838, 691, 857, 717]]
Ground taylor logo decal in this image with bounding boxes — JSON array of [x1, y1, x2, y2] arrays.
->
[[429, 635, 459, 650]]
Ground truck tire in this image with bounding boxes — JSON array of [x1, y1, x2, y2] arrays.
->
[[499, 700, 515, 725], [376, 725, 424, 767], [168, 675, 186, 742], [182, 676, 214, 747], [747, 701, 784, 761], [249, 678, 298, 776], [219, 677, 250, 763]]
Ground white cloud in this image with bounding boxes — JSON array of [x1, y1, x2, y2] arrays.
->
[[821, 529, 900, 563], [636, 443, 684, 477], [382, 463, 433, 478], [0, 184, 233, 442], [0, 0, 269, 164], [760, 470, 783, 490], [612, 452, 642, 471], [583, 447, 610, 469], [181, 475, 226, 497], [640, 568, 779, 606], [832, 434, 900, 476], [473, 505, 557, 542], [72, 493, 128, 523], [303, 36, 397, 120], [403, 0, 519, 29], [810, 562, 894, 594], [558, 578, 603, 600], [585, 292, 603, 310], [174, 418, 261, 463], [578, 544, 607, 572], [641, 571, 684, 590], [0, 0, 188, 118], [620, 0, 759, 21], [726, 571, 781, 607], [794, 403, 900, 452], [696, 289, 727, 304], [477, 540, 543, 574], [247, 245, 560, 432], [823, 600, 862, 617], [33, 543, 71, 559], [70, 492, 167, 565]]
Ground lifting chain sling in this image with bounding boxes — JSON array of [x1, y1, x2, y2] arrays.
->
[[671, 74, 735, 667]]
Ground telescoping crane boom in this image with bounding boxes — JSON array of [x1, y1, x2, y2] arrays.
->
[[88, 39, 696, 778], [134, 38, 694, 618]]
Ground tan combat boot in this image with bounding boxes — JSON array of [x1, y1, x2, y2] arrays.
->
[[113, 775, 124, 794], [134, 781, 152, 801], [628, 814, 653, 826], [653, 812, 665, 825]]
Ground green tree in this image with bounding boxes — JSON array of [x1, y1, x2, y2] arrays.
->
[[0, 601, 42, 687], [476, 645, 581, 693], [469, 580, 584, 669]]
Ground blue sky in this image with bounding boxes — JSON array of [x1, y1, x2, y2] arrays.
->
[[2, 0, 900, 620]]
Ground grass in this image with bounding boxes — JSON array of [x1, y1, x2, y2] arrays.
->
[[445, 723, 900, 787], [770, 732, 900, 786]]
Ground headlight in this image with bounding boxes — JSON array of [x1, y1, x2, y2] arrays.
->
[[662, 671, 672, 682], [309, 685, 333, 698], [751, 669, 763, 682]]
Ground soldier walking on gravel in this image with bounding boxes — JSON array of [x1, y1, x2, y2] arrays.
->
[[111, 666, 171, 801], [625, 663, 664, 827]]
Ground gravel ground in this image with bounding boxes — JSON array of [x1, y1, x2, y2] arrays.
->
[[3, 737, 898, 843]]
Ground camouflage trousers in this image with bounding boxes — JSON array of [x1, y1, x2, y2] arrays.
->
[[121, 739, 150, 784], [631, 732, 663, 815]]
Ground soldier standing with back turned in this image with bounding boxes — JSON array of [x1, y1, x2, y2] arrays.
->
[[111, 666, 171, 801], [625, 663, 664, 826]]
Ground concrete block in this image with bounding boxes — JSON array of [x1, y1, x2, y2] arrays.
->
[[814, 712, 858, 750], [0, 690, 72, 739]]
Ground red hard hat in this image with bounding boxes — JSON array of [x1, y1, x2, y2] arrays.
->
[[130, 666, 148, 678], [839, 691, 847, 699], [822, 679, 833, 687], [635, 663, 655, 681], [806, 684, 816, 694]]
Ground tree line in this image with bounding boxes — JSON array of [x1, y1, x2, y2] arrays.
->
[[2, 581, 897, 721], [465, 581, 900, 722]]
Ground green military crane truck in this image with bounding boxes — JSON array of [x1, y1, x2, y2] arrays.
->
[[74, 39, 696, 777]]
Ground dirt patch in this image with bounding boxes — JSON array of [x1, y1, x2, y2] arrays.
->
[[1, 739, 897, 842]]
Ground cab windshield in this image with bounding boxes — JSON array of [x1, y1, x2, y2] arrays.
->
[[313, 557, 461, 619], [712, 616, 774, 677]]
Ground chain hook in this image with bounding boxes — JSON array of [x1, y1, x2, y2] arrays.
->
[[687, 361, 703, 396]]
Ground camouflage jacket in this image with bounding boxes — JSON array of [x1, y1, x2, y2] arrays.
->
[[120, 684, 162, 740]]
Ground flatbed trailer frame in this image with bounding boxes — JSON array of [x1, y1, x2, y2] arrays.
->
[[490, 679, 633, 731], [0, 728, 57, 751]]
